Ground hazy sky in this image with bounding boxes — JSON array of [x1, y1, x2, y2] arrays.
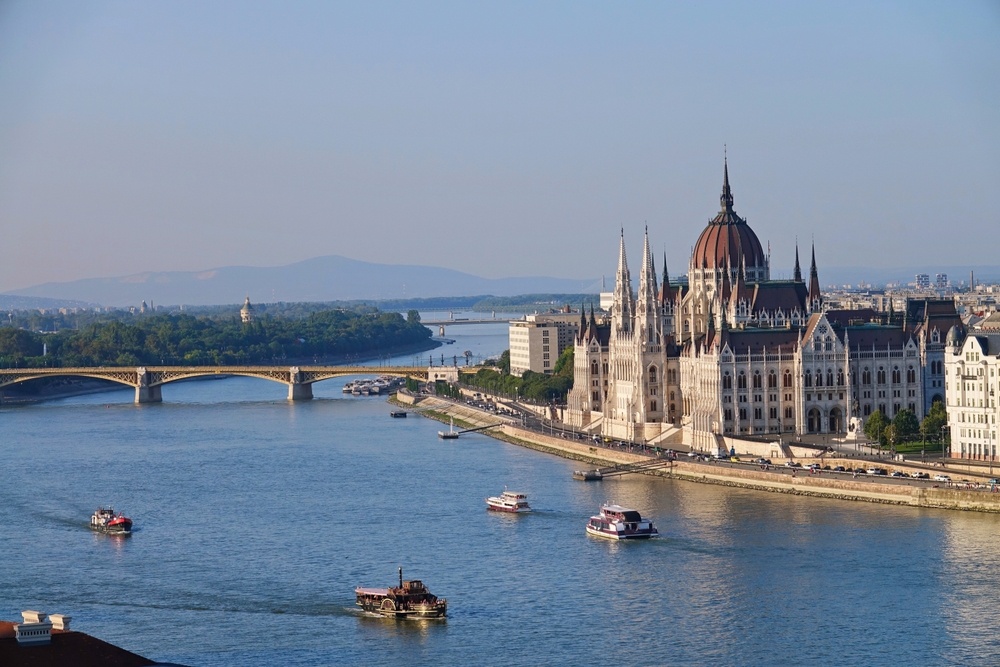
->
[[0, 1, 997, 292]]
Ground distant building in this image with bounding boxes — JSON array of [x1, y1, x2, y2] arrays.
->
[[240, 296, 255, 323], [915, 274, 930, 289], [508, 312, 581, 376], [936, 273, 949, 289]]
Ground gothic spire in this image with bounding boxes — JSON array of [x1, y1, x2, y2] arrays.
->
[[579, 302, 587, 341], [638, 227, 658, 315], [613, 229, 634, 331], [793, 241, 802, 282], [662, 251, 669, 287], [808, 242, 822, 311], [720, 154, 734, 211]]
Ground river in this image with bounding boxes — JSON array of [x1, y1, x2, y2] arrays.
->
[[2, 316, 999, 666]]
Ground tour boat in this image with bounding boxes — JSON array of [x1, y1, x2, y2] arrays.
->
[[390, 410, 407, 418], [585, 504, 657, 540], [90, 507, 133, 535], [355, 568, 447, 619], [485, 489, 531, 513]]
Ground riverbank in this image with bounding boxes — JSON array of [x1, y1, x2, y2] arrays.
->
[[397, 393, 1000, 514]]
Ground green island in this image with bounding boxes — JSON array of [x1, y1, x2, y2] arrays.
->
[[0, 307, 434, 367]]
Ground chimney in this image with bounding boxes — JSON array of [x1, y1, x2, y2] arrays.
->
[[50, 614, 71, 631], [14, 610, 52, 645]]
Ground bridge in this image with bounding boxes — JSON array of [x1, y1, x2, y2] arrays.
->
[[0, 366, 436, 404], [421, 317, 514, 337]]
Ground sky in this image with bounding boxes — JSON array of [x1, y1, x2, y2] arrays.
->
[[0, 1, 997, 293]]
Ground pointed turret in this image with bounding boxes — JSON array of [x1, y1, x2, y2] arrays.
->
[[808, 243, 822, 312], [588, 303, 598, 340], [613, 230, 634, 332], [578, 302, 587, 342], [720, 156, 734, 211], [793, 242, 802, 282], [637, 227, 658, 316]]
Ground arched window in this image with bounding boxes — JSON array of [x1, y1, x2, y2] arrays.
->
[[863, 368, 871, 385], [591, 361, 598, 375], [827, 370, 834, 387], [907, 366, 916, 383], [783, 370, 792, 388], [768, 371, 777, 389], [738, 372, 747, 390], [837, 370, 845, 386], [651, 400, 657, 412], [892, 367, 901, 384], [815, 371, 823, 387], [649, 366, 657, 383], [753, 372, 762, 389], [723, 373, 732, 389], [804, 371, 812, 387], [877, 367, 886, 384]]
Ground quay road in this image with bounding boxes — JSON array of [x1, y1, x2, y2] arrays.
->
[[424, 392, 1000, 492]]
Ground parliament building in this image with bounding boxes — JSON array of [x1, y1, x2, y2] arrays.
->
[[565, 162, 959, 452]]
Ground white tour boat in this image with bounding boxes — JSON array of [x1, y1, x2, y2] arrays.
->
[[585, 504, 658, 540], [485, 489, 531, 513]]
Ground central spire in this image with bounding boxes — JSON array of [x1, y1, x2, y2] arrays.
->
[[720, 153, 734, 211]]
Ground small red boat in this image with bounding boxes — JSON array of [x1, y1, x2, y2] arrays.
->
[[91, 507, 133, 534]]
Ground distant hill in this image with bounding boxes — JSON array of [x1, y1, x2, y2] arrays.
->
[[0, 295, 98, 311], [4, 255, 601, 307]]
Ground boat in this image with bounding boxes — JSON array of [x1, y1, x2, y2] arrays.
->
[[390, 410, 407, 418], [355, 568, 447, 619], [90, 507, 133, 535], [585, 504, 657, 540], [438, 416, 460, 439], [573, 469, 603, 481], [486, 488, 531, 512]]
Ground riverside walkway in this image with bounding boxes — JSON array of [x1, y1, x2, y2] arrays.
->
[[0, 365, 435, 403]]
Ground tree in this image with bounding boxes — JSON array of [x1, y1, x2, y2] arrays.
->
[[407, 309, 421, 325], [921, 401, 948, 441], [498, 350, 511, 375], [552, 346, 574, 377], [891, 409, 919, 440], [864, 410, 888, 447]]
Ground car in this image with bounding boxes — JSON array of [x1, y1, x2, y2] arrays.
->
[[805, 464, 820, 471], [873, 468, 888, 476], [891, 471, 904, 477], [989, 479, 999, 486], [934, 474, 951, 482], [854, 467, 867, 474], [867, 467, 878, 475], [833, 466, 846, 472], [730, 456, 741, 463], [910, 471, 923, 478], [785, 461, 802, 468], [822, 465, 832, 471]]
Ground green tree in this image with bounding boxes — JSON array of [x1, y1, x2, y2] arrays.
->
[[552, 346, 574, 377], [891, 408, 919, 440], [407, 309, 421, 325], [497, 350, 511, 375], [864, 410, 888, 447], [921, 401, 948, 441]]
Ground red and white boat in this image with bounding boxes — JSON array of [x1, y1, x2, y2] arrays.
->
[[485, 489, 531, 513], [90, 507, 132, 535], [585, 504, 657, 540]]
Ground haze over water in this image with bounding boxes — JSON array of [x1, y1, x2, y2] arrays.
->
[[2, 322, 1000, 666]]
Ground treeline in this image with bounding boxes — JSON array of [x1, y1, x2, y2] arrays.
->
[[462, 348, 575, 402], [863, 402, 948, 449], [0, 308, 431, 367]]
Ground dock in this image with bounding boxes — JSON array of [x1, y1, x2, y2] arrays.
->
[[574, 458, 675, 481]]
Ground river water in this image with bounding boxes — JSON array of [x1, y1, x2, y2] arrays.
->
[[2, 317, 1000, 666]]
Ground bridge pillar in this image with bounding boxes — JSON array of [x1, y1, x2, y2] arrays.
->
[[439, 325, 446, 337], [135, 367, 162, 404], [288, 366, 313, 401], [288, 382, 313, 401], [135, 384, 162, 404]]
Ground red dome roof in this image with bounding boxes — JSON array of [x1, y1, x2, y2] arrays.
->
[[691, 163, 766, 270]]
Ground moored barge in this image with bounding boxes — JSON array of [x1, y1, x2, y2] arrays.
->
[[355, 569, 447, 619]]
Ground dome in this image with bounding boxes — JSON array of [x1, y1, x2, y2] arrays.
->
[[691, 162, 766, 272], [946, 324, 963, 346]]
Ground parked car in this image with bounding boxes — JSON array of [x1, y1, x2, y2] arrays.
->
[[934, 474, 951, 482], [805, 464, 820, 471], [833, 466, 846, 472], [891, 471, 904, 477], [730, 456, 741, 463], [785, 461, 802, 468]]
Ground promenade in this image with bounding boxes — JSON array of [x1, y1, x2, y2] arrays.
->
[[397, 392, 1000, 514]]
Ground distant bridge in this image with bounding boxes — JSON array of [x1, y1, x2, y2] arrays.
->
[[0, 366, 438, 404], [421, 317, 514, 337]]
